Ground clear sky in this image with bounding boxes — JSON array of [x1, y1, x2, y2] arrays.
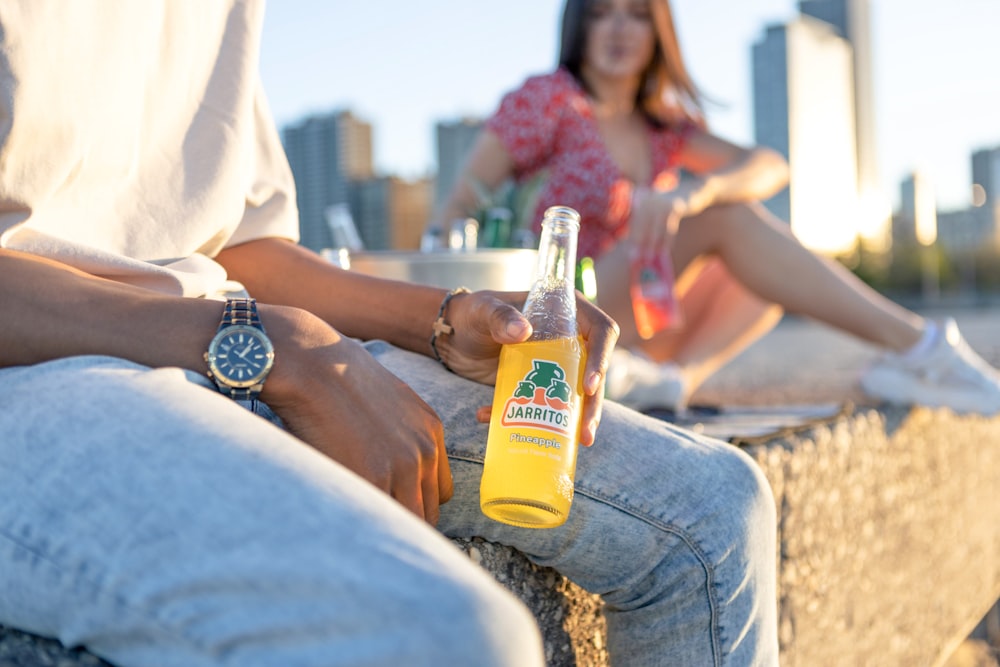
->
[[259, 0, 1000, 212]]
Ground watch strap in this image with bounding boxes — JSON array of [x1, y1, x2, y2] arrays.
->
[[217, 297, 266, 333]]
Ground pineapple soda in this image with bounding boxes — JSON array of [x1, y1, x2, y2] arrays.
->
[[481, 206, 585, 528]]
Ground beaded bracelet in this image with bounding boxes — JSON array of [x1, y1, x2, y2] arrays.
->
[[429, 287, 471, 373]]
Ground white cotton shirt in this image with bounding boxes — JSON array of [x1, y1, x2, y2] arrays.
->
[[0, 0, 298, 297]]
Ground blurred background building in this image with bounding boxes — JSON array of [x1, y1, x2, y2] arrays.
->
[[753, 16, 859, 254], [282, 110, 433, 252], [435, 118, 484, 209], [753, 0, 894, 255], [282, 111, 374, 252], [276, 3, 998, 299]]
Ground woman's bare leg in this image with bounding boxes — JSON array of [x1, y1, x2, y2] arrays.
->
[[671, 202, 926, 352], [596, 251, 782, 400], [597, 202, 999, 415], [666, 259, 784, 393]]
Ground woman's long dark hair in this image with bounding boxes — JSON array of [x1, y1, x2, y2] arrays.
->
[[558, 0, 705, 127]]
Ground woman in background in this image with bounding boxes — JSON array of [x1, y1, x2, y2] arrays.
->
[[436, 0, 1000, 415]]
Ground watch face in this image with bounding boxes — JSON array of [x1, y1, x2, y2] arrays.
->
[[207, 325, 275, 388]]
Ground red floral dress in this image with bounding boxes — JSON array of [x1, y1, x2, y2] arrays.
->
[[485, 67, 692, 260]]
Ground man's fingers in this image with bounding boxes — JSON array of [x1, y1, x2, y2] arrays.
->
[[489, 298, 531, 344], [580, 391, 604, 447], [392, 473, 430, 523], [575, 298, 618, 448], [436, 437, 454, 505], [421, 477, 441, 526]]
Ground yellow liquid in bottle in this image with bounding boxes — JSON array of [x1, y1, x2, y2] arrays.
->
[[480, 337, 584, 528]]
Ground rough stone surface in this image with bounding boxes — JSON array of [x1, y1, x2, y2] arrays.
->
[[0, 625, 112, 667], [743, 405, 1000, 667], [454, 405, 1000, 667], [451, 537, 607, 667]]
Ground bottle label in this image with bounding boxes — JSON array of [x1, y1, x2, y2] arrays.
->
[[499, 359, 574, 437]]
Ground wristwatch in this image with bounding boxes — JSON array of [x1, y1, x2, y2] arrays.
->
[[204, 298, 275, 401]]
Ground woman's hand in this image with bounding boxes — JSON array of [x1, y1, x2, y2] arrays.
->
[[437, 290, 619, 447], [259, 305, 453, 526], [629, 178, 712, 260]]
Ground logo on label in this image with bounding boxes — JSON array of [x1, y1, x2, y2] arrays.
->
[[501, 359, 574, 436]]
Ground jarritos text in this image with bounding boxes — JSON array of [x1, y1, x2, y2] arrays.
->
[[500, 359, 575, 436]]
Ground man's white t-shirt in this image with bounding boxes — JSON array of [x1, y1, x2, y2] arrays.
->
[[0, 0, 298, 297]]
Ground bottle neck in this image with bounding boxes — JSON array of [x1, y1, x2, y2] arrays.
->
[[522, 211, 579, 340]]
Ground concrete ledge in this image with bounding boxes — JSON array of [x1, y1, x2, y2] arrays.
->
[[458, 404, 1000, 666], [743, 405, 1000, 666], [0, 625, 112, 666], [4, 405, 998, 666]]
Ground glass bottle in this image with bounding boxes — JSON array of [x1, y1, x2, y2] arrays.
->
[[480, 206, 585, 528], [630, 248, 683, 339], [325, 203, 364, 252], [482, 206, 513, 248], [448, 217, 479, 252]]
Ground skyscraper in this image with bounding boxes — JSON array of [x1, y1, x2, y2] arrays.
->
[[799, 0, 876, 190], [972, 147, 1000, 218], [799, 0, 888, 249], [349, 175, 434, 251], [752, 17, 859, 254], [971, 145, 1000, 250], [281, 110, 374, 252], [435, 118, 484, 208]]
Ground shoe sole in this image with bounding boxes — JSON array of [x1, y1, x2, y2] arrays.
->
[[861, 369, 1000, 416]]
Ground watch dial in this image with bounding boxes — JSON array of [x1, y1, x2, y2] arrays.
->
[[211, 326, 274, 387]]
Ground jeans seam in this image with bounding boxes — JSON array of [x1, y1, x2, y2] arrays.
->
[[447, 452, 723, 666], [0, 526, 230, 664], [574, 485, 722, 667]]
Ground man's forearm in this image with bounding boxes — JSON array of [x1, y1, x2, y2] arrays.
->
[[215, 239, 448, 358], [0, 249, 221, 371]]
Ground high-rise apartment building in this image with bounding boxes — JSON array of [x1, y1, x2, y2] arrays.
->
[[435, 118, 484, 208], [281, 110, 374, 252], [799, 0, 877, 196], [349, 176, 434, 251], [904, 147, 1000, 255], [971, 145, 1000, 250], [898, 171, 937, 247], [972, 147, 1000, 216], [752, 17, 859, 254]]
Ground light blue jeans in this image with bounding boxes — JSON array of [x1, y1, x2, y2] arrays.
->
[[0, 344, 777, 667]]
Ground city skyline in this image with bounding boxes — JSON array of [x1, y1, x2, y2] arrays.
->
[[259, 0, 1000, 213]]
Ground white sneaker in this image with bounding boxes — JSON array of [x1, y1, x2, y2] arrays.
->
[[605, 348, 687, 412], [860, 318, 1000, 416]]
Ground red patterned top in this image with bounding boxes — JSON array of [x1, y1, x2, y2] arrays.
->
[[485, 67, 692, 260]]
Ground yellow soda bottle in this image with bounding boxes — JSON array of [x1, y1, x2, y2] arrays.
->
[[481, 206, 585, 528]]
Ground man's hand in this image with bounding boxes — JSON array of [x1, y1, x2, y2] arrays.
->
[[436, 290, 619, 447], [259, 305, 453, 525]]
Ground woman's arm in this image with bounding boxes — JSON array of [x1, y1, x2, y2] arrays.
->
[[676, 129, 790, 206], [432, 129, 516, 229], [629, 130, 790, 250]]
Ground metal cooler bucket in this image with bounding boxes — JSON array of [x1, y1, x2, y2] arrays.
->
[[341, 249, 539, 292]]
